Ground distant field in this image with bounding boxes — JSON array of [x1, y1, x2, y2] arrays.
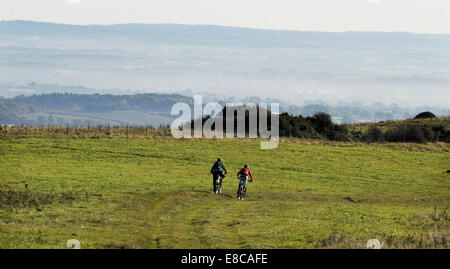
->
[[0, 137, 449, 248]]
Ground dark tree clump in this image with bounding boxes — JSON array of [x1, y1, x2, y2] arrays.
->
[[414, 111, 436, 119], [365, 126, 384, 142]]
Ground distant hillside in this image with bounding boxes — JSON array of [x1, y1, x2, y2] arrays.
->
[[5, 20, 448, 49], [10, 93, 192, 112], [1, 93, 192, 126], [0, 99, 36, 124], [2, 92, 449, 143], [1, 92, 449, 131]]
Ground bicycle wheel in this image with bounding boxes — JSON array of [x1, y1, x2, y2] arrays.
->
[[217, 177, 222, 194], [237, 178, 244, 199], [215, 177, 221, 194]]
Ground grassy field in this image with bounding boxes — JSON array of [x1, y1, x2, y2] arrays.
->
[[0, 137, 449, 249]]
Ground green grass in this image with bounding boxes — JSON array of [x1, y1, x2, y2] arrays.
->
[[0, 137, 449, 249]]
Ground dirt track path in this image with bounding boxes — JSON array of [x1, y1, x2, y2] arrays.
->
[[127, 189, 251, 248]]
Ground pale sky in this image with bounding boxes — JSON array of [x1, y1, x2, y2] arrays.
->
[[1, 0, 450, 34]]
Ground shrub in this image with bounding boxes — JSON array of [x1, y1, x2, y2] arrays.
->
[[366, 126, 384, 142], [326, 125, 350, 141], [309, 112, 333, 134], [384, 125, 426, 143], [422, 126, 436, 142]]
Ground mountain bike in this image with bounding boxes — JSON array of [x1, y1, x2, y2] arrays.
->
[[237, 175, 248, 200], [215, 174, 223, 194]]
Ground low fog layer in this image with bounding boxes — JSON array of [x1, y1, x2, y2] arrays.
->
[[0, 20, 449, 107]]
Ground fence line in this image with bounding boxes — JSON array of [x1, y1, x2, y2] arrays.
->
[[0, 124, 447, 143], [0, 124, 172, 139]]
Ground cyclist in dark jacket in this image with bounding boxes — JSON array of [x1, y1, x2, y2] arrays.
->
[[211, 158, 227, 192]]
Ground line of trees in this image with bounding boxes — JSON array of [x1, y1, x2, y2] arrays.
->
[[286, 112, 450, 143], [279, 112, 349, 141], [190, 107, 351, 141], [0, 124, 172, 139], [192, 106, 449, 143]]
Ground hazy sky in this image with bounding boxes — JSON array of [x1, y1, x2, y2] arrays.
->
[[1, 0, 450, 34]]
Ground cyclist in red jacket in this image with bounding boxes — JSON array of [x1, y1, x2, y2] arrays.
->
[[237, 164, 253, 199], [237, 165, 253, 182]]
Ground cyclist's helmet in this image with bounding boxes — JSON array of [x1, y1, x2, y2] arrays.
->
[[244, 164, 248, 168], [217, 158, 222, 162]]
